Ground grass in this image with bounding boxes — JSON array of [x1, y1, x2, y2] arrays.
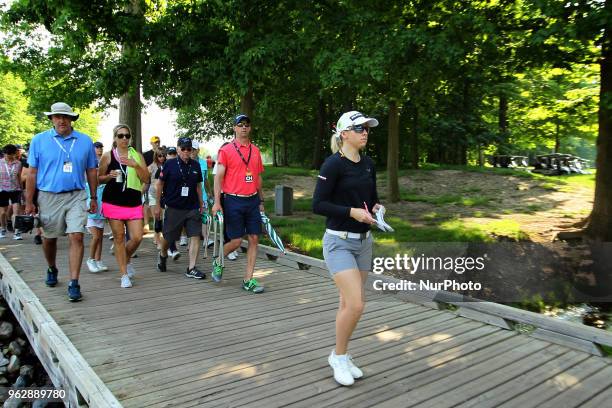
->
[[400, 190, 494, 207]]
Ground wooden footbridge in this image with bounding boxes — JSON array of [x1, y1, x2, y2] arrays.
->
[[1, 234, 611, 407]]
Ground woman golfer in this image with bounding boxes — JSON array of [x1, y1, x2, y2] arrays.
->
[[313, 110, 382, 386]]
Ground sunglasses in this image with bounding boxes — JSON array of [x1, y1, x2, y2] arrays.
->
[[236, 123, 251, 128], [180, 147, 192, 152], [116, 133, 131, 139], [349, 125, 369, 134]]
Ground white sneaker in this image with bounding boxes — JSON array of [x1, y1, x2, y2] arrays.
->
[[227, 251, 238, 261], [328, 351, 354, 386], [86, 258, 101, 273], [168, 249, 181, 261], [0, 229, 6, 238], [179, 235, 188, 246], [346, 354, 364, 379], [126, 263, 135, 278], [12, 232, 22, 240], [120, 274, 132, 288], [95, 260, 109, 271]]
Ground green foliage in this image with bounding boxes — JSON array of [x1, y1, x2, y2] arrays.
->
[[0, 71, 35, 145]]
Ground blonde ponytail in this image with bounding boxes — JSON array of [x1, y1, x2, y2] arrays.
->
[[330, 131, 342, 154]]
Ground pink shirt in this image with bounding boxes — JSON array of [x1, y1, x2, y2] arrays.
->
[[217, 140, 264, 195]]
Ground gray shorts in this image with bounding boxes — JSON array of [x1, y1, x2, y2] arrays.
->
[[322, 232, 373, 277], [38, 190, 88, 239], [163, 207, 201, 243]]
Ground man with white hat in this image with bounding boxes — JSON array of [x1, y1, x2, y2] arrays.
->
[[25, 102, 98, 302]]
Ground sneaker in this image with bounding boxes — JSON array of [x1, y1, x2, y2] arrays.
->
[[227, 251, 238, 261], [121, 274, 132, 288], [95, 260, 109, 271], [185, 266, 206, 279], [211, 258, 224, 282], [86, 259, 101, 273], [346, 354, 364, 379], [12, 232, 22, 240], [34, 235, 42, 245], [6, 220, 13, 232], [126, 263, 135, 278], [68, 283, 82, 302], [157, 252, 167, 272], [179, 235, 188, 246], [109, 235, 114, 241], [203, 239, 215, 248], [242, 278, 264, 293], [0, 229, 6, 239], [45, 266, 58, 287], [168, 249, 181, 261], [328, 351, 354, 386]]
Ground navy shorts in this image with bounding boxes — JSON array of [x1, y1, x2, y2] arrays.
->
[[224, 195, 262, 240]]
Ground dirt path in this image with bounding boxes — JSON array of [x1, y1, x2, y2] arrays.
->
[[277, 169, 593, 242]]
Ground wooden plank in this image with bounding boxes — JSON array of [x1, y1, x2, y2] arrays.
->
[[536, 364, 612, 408], [496, 356, 609, 408], [456, 306, 513, 330], [412, 345, 571, 408], [188, 324, 507, 408], [127, 317, 489, 407], [368, 339, 551, 408], [531, 328, 605, 356], [455, 349, 590, 408], [109, 310, 456, 404]]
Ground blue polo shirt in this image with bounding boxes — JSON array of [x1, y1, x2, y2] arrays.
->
[[28, 128, 97, 193], [160, 158, 203, 210]]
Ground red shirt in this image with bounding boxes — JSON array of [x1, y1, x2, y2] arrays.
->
[[217, 139, 264, 195]]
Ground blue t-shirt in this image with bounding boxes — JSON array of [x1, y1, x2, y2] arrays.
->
[[160, 158, 203, 210], [28, 128, 98, 193]]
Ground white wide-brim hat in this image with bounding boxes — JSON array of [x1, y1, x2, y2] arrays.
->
[[44, 102, 79, 120]]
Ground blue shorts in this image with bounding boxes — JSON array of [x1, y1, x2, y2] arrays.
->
[[323, 232, 373, 277], [224, 195, 262, 240]]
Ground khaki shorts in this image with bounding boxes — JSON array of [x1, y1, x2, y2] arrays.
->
[[38, 190, 88, 238]]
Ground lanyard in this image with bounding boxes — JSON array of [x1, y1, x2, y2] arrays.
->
[[176, 158, 192, 186], [112, 148, 128, 191], [3, 160, 15, 176], [53, 136, 76, 161], [232, 141, 252, 170]]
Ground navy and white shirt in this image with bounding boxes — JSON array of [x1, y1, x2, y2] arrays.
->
[[159, 158, 203, 210]]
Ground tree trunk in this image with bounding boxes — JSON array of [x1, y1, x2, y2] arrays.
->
[[387, 100, 400, 202], [478, 144, 484, 167], [554, 120, 560, 153], [498, 92, 508, 154], [272, 132, 277, 167], [587, 17, 612, 242], [119, 0, 142, 152], [312, 97, 325, 169], [283, 136, 288, 166], [240, 84, 254, 119], [410, 104, 419, 169], [119, 84, 142, 152]]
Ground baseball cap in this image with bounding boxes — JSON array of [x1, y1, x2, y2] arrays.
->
[[234, 114, 251, 125], [150, 136, 160, 143], [167, 147, 177, 155], [94, 141, 104, 148], [336, 111, 379, 132], [177, 137, 192, 149]]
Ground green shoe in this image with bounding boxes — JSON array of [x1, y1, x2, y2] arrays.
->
[[242, 278, 264, 293], [211, 258, 224, 282]]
